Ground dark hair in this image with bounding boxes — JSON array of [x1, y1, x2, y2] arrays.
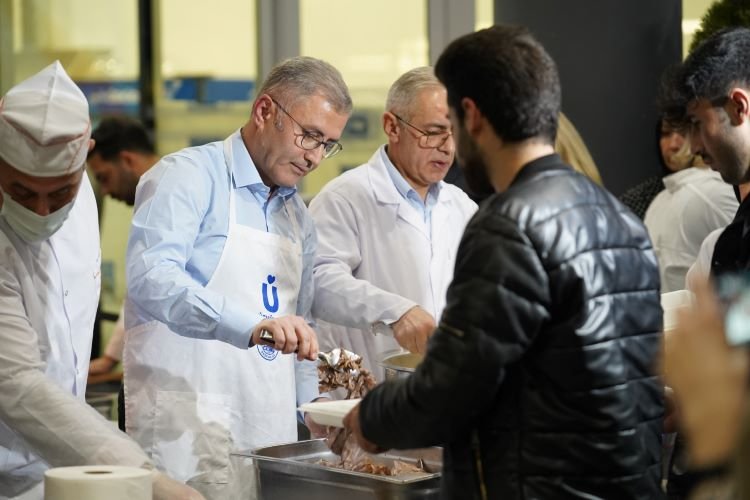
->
[[660, 27, 750, 125], [434, 25, 561, 144], [89, 116, 155, 160]]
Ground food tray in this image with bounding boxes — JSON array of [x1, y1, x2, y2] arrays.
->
[[232, 439, 441, 499]]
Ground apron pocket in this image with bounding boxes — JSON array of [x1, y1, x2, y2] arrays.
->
[[152, 391, 231, 485]]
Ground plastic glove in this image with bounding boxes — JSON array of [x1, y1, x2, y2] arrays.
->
[[152, 471, 206, 500]]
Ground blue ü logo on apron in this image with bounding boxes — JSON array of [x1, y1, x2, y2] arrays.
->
[[258, 274, 280, 361]]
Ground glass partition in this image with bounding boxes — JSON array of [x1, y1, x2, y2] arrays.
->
[[299, 0, 429, 198]]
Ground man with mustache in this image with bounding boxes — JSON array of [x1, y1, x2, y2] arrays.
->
[[123, 57, 351, 499], [309, 67, 476, 380]]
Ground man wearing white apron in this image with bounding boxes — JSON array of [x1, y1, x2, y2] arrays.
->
[[124, 57, 351, 499], [0, 63, 201, 500], [310, 67, 477, 380]]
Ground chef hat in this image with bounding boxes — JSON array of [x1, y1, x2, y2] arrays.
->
[[0, 61, 91, 177]]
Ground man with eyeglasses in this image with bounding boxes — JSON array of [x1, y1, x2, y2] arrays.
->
[[122, 57, 351, 499], [309, 67, 477, 380]]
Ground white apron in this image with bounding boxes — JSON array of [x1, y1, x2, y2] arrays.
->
[[123, 137, 301, 499]]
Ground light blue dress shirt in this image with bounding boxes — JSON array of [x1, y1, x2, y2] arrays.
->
[[381, 146, 440, 236], [126, 129, 319, 406]]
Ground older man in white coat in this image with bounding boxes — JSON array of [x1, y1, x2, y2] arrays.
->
[[310, 67, 477, 380], [0, 62, 201, 500]]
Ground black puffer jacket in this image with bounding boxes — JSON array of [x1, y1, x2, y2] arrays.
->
[[359, 154, 664, 499]]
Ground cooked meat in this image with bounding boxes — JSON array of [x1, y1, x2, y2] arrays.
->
[[318, 348, 418, 475], [318, 348, 377, 399]]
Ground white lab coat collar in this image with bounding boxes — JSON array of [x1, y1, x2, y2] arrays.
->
[[367, 145, 452, 207]]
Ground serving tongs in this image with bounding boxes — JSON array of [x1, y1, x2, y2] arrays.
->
[[258, 330, 361, 372]]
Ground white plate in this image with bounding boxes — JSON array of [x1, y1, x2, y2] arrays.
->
[[298, 398, 361, 427]]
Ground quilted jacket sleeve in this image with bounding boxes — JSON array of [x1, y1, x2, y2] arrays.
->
[[359, 209, 551, 448]]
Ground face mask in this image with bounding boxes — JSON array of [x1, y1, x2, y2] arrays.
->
[[0, 188, 75, 243]]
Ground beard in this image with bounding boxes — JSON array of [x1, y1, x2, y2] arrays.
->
[[456, 125, 494, 197], [121, 170, 140, 206]]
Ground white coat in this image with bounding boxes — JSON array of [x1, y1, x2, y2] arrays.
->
[[309, 146, 477, 380], [0, 176, 149, 499]]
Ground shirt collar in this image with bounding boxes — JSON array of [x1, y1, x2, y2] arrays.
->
[[380, 145, 442, 203], [230, 129, 297, 198]]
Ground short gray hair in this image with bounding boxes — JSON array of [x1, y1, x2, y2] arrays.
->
[[386, 66, 441, 119], [255, 56, 353, 115]]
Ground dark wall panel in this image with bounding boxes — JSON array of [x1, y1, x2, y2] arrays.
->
[[494, 0, 682, 195]]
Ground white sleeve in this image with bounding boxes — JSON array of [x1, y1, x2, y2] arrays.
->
[[686, 227, 724, 292], [0, 265, 150, 470], [309, 189, 415, 331]]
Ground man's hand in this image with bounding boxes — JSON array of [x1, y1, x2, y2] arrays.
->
[[304, 397, 331, 438], [343, 404, 385, 454], [251, 315, 319, 361], [664, 386, 678, 434], [152, 471, 205, 500], [663, 278, 750, 467], [88, 355, 118, 376], [391, 306, 435, 354]]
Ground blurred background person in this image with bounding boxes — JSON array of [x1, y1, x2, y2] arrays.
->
[[643, 116, 736, 293], [555, 111, 602, 185], [663, 279, 750, 500], [87, 116, 160, 377], [621, 118, 697, 220], [87, 116, 159, 206]]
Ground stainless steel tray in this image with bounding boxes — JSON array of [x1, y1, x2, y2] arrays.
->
[[233, 439, 441, 499]]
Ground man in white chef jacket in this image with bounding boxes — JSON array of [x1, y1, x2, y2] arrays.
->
[[0, 62, 202, 500], [309, 67, 477, 380], [123, 57, 351, 499]]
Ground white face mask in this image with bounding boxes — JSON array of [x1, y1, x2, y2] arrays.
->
[[0, 188, 75, 243]]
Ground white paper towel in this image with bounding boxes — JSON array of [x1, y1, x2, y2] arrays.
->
[[44, 465, 152, 500]]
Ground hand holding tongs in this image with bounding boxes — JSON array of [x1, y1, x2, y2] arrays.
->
[[259, 330, 359, 371]]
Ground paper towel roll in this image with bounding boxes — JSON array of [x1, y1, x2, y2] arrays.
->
[[44, 466, 152, 500]]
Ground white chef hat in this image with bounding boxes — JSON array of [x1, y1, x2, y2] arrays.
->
[[0, 60, 91, 177]]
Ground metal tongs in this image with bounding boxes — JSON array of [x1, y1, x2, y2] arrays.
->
[[258, 330, 361, 372], [317, 347, 361, 374]]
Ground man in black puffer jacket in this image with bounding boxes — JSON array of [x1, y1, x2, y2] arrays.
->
[[343, 25, 664, 499]]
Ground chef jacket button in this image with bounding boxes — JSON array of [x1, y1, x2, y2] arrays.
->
[[64, 290, 69, 297]]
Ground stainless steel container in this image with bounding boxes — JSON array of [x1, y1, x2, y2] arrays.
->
[[234, 439, 441, 499], [379, 350, 423, 381]]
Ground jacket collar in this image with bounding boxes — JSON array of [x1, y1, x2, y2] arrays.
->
[[509, 153, 570, 188]]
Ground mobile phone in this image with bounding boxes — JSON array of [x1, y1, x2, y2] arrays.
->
[[715, 273, 750, 346]]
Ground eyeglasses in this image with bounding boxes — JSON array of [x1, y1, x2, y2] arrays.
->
[[269, 97, 343, 159], [392, 113, 452, 149]]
